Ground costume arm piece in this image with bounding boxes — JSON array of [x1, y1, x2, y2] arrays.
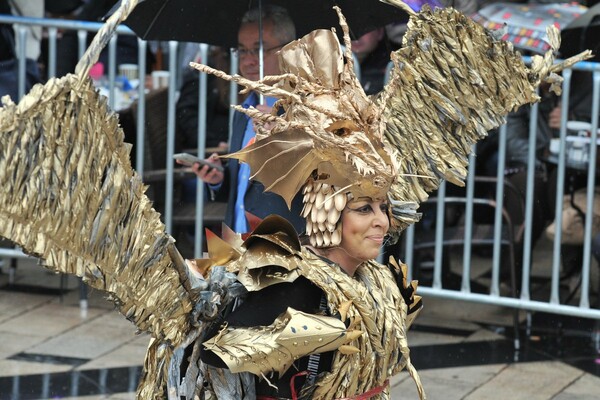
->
[[203, 307, 361, 376]]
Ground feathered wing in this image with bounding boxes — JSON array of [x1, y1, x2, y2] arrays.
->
[[0, 76, 196, 398], [379, 1, 591, 231], [0, 0, 208, 398]]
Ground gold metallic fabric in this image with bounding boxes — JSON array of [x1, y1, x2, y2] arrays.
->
[[201, 215, 424, 399], [204, 308, 353, 375], [0, 75, 195, 399]]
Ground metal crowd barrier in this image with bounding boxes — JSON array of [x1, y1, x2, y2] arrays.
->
[[2, 14, 600, 329]]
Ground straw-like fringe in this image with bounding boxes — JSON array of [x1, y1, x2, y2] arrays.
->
[[0, 75, 194, 399], [381, 5, 591, 237]]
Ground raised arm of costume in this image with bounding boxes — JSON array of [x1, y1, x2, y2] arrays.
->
[[0, 75, 199, 399]]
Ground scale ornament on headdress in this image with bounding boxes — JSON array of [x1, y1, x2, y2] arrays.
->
[[192, 0, 590, 247]]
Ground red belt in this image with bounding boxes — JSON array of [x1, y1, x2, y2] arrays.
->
[[337, 380, 390, 400], [257, 375, 389, 400]]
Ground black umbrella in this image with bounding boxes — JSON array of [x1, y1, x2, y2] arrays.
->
[[560, 3, 600, 61], [120, 0, 411, 47]]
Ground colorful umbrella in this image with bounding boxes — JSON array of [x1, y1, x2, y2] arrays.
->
[[472, 2, 587, 54]]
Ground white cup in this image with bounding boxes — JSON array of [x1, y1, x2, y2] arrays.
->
[[566, 120, 592, 137], [549, 138, 560, 154], [151, 70, 170, 89], [118, 63, 139, 81]]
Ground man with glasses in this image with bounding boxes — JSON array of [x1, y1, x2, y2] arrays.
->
[[191, 5, 305, 234]]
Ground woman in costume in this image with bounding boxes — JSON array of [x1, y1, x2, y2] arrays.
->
[[175, 12, 432, 396], [0, 0, 590, 399], [174, 2, 587, 397], [184, 198, 423, 399]]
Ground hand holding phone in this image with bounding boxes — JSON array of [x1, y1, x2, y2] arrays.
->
[[173, 153, 224, 173]]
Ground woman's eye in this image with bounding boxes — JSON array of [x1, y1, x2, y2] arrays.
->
[[349, 203, 388, 214], [350, 205, 372, 213]]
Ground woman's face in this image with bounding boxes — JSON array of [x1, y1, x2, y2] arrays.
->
[[338, 198, 390, 264]]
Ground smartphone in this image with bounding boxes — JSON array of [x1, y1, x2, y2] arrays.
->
[[173, 153, 224, 172]]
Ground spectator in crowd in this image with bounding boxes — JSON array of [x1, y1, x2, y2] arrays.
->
[[9, 0, 44, 62], [188, 5, 305, 234], [174, 46, 231, 217], [176, 46, 230, 152], [481, 72, 598, 224], [351, 28, 398, 96], [45, 1, 153, 77], [592, 232, 600, 264], [0, 0, 43, 99], [476, 69, 600, 284]]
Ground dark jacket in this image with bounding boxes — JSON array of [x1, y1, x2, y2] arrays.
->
[[0, 2, 14, 62], [175, 69, 229, 149]]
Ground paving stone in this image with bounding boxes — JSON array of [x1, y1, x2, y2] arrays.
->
[[108, 394, 136, 400], [553, 373, 600, 400], [464, 361, 584, 400], [0, 358, 72, 378], [0, 291, 54, 323], [414, 314, 481, 332], [423, 296, 519, 328], [0, 301, 103, 337], [391, 364, 506, 399], [0, 331, 46, 358], [27, 310, 137, 360], [465, 328, 506, 342], [78, 333, 150, 370], [407, 329, 466, 347], [60, 394, 135, 400]]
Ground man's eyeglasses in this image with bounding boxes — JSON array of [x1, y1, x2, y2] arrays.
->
[[233, 44, 284, 58]]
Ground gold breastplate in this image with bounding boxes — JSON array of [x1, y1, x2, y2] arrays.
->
[[202, 216, 423, 399], [297, 250, 422, 399]]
